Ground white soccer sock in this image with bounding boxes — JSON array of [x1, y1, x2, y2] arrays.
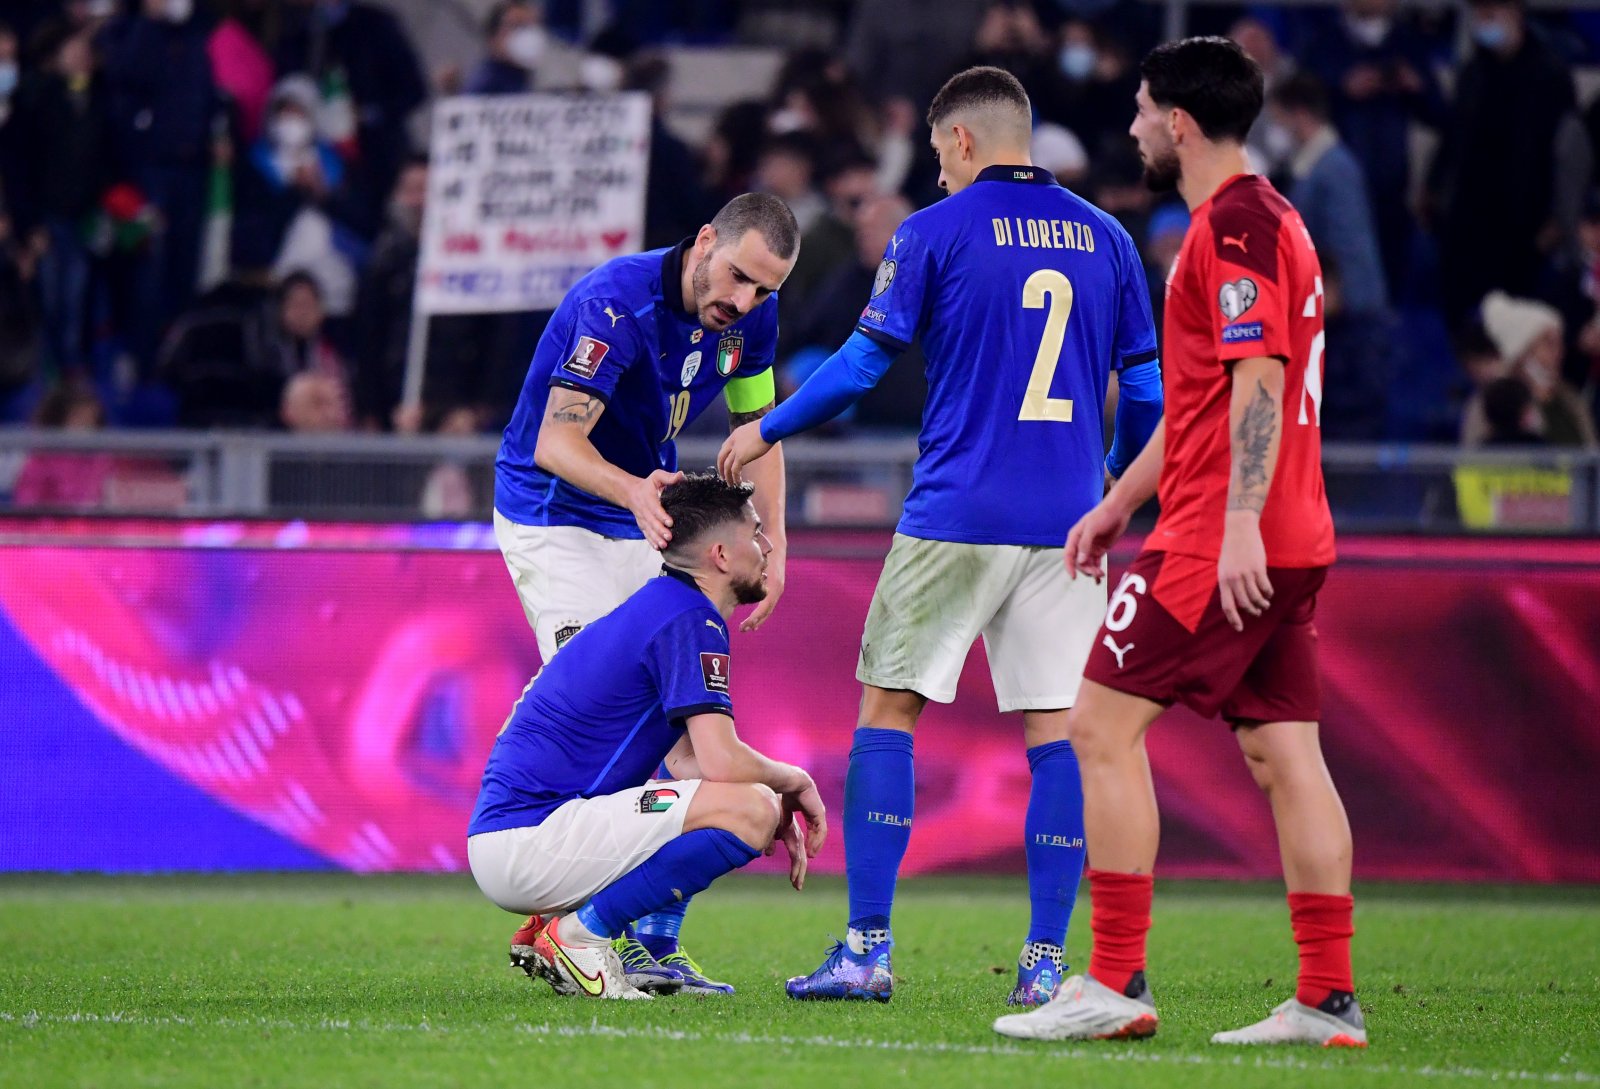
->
[[557, 912, 610, 948], [847, 927, 890, 956]]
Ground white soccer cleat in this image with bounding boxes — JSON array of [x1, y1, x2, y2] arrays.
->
[[1211, 997, 1368, 1048], [992, 972, 1159, 1041], [529, 919, 653, 1000]]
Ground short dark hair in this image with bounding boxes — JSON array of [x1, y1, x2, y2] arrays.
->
[[1140, 36, 1264, 144], [484, 1, 533, 38], [1270, 72, 1330, 121], [927, 66, 1031, 131], [710, 193, 799, 260], [661, 473, 756, 551]]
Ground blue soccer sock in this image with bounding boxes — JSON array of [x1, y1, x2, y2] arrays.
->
[[845, 726, 915, 943], [634, 900, 688, 959], [1024, 739, 1087, 949], [576, 828, 759, 941]]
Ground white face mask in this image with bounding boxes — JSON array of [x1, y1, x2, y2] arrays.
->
[[1345, 14, 1391, 48], [164, 0, 193, 23], [579, 54, 623, 92], [505, 25, 547, 70], [272, 114, 315, 148]]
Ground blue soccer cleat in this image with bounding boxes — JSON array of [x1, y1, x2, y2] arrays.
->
[[1007, 942, 1065, 1007], [785, 938, 894, 1001], [658, 947, 736, 996], [611, 934, 686, 995]]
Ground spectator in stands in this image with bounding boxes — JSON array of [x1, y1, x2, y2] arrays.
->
[[781, 193, 926, 432], [98, 0, 221, 373], [1299, 0, 1446, 295], [1268, 73, 1388, 316], [1570, 198, 1600, 403], [1429, 0, 1579, 320], [1228, 17, 1296, 177], [1479, 375, 1546, 446], [0, 23, 20, 204], [0, 198, 43, 422], [755, 132, 825, 235], [8, 19, 106, 379], [704, 100, 767, 204], [279, 369, 348, 432], [966, 3, 1060, 120], [781, 148, 879, 319], [11, 379, 117, 508], [233, 75, 369, 283], [1140, 202, 1187, 331], [464, 1, 548, 95], [275, 0, 427, 218], [626, 52, 717, 250], [1322, 262, 1400, 441], [1040, 20, 1142, 164], [1031, 122, 1089, 188], [1466, 291, 1598, 448], [842, 0, 985, 115]]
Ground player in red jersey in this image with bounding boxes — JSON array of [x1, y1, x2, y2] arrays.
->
[[994, 37, 1366, 1048]]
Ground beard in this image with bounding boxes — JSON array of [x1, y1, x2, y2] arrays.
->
[[692, 253, 740, 328], [1142, 146, 1182, 193], [731, 569, 768, 606]]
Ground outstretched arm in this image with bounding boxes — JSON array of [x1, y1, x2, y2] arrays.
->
[[730, 397, 788, 632]]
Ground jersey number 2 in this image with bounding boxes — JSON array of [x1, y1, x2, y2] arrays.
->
[[1019, 270, 1075, 423]]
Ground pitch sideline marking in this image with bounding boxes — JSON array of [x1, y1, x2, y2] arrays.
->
[[3, 1011, 1595, 1084]]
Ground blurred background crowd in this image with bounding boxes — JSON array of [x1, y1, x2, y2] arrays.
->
[[1, 0, 1599, 467]]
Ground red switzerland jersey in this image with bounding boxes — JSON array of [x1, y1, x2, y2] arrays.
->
[[1149, 174, 1335, 568]]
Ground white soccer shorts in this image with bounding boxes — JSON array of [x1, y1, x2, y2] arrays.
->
[[466, 778, 704, 915], [493, 510, 664, 662], [856, 533, 1107, 712]]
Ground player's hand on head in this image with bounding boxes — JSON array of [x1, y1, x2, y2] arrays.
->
[[1217, 512, 1273, 632], [716, 422, 772, 485], [628, 469, 683, 550], [739, 547, 785, 632]]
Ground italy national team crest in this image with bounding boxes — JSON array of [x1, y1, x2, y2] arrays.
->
[[680, 351, 702, 387], [638, 787, 680, 814], [715, 335, 743, 377]]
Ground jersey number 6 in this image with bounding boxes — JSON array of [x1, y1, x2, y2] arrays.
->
[[1019, 269, 1075, 423]]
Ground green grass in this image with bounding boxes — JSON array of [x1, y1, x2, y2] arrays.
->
[[1, 875, 1596, 1088]]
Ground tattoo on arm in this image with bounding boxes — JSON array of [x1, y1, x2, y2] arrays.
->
[[729, 402, 773, 430], [548, 391, 604, 426], [1230, 380, 1277, 513]]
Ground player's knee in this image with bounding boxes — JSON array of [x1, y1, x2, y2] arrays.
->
[[728, 782, 781, 850], [1065, 705, 1113, 761]]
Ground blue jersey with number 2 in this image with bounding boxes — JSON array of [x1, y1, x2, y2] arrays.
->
[[855, 166, 1157, 546]]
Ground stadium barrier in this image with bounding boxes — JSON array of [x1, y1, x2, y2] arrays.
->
[[2, 428, 1598, 532], [1, 522, 1595, 882]]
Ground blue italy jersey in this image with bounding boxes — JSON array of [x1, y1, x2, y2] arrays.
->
[[857, 166, 1158, 546], [495, 241, 779, 538], [468, 567, 735, 835]]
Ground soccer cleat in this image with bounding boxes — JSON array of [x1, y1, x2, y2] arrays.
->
[[992, 972, 1159, 1040], [525, 918, 653, 999], [659, 947, 736, 996], [1008, 942, 1065, 1007], [1210, 993, 1368, 1048], [508, 914, 547, 979], [785, 939, 894, 1002], [611, 934, 685, 995]]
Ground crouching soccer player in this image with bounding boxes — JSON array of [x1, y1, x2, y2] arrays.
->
[[467, 474, 827, 999]]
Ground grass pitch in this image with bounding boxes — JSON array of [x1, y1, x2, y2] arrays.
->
[[0, 875, 1595, 1088]]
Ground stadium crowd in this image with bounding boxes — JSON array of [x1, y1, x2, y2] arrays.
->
[[1, 0, 1598, 454]]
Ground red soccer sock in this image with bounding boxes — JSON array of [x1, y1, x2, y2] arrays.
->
[[1289, 891, 1355, 1007], [1087, 868, 1153, 996]]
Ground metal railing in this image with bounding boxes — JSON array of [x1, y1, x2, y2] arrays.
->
[[0, 428, 1596, 534]]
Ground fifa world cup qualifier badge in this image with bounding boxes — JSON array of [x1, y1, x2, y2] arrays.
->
[[638, 787, 680, 814]]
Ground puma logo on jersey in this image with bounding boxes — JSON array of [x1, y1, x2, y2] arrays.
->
[[1222, 232, 1249, 253], [603, 306, 624, 327], [705, 618, 726, 638], [1102, 634, 1134, 669]]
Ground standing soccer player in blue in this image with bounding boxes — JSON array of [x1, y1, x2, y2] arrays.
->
[[494, 194, 799, 994], [719, 68, 1164, 1005]]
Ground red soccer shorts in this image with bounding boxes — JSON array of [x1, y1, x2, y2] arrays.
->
[[1081, 549, 1328, 724]]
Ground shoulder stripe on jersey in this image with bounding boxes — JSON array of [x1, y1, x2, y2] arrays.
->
[[1120, 348, 1159, 369], [856, 324, 911, 353]]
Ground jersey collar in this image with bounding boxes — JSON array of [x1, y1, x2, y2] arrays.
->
[[661, 237, 697, 320], [975, 164, 1058, 186], [660, 563, 700, 590]]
